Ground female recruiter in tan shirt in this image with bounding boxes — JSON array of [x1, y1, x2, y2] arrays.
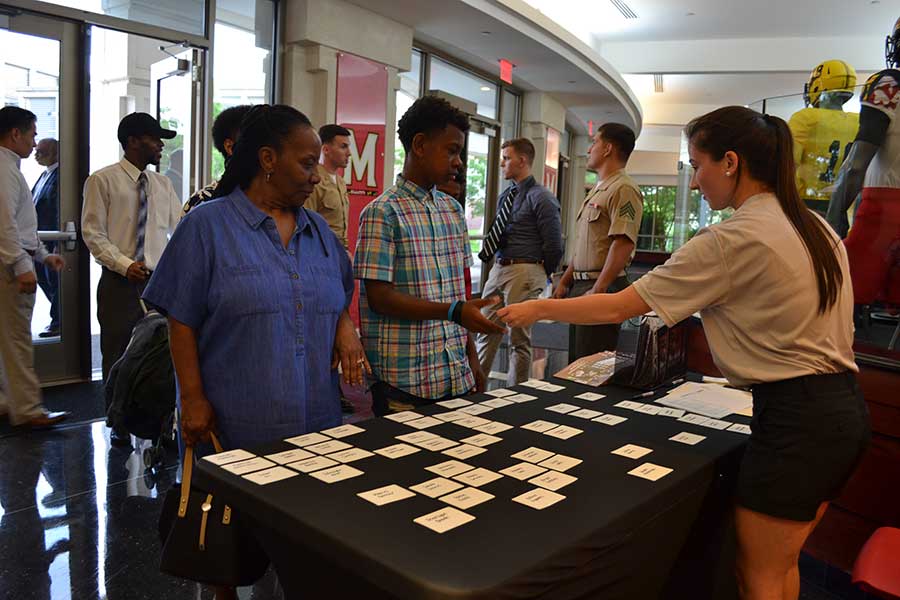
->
[[499, 106, 870, 600]]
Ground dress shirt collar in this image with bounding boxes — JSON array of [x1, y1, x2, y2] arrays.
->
[[0, 146, 22, 167], [229, 186, 311, 234], [396, 174, 438, 204], [46, 162, 59, 173], [512, 174, 536, 196], [118, 157, 144, 183]]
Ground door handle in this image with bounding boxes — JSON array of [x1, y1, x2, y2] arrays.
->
[[37, 221, 78, 251]]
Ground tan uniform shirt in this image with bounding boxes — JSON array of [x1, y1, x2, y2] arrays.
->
[[305, 164, 350, 248], [632, 192, 857, 387], [571, 169, 643, 273]]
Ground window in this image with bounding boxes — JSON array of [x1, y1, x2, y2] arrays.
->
[[41, 0, 206, 36], [211, 0, 276, 179], [637, 186, 732, 252], [428, 57, 498, 119], [393, 49, 423, 181]]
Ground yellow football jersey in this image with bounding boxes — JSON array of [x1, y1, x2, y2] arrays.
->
[[788, 107, 859, 202]]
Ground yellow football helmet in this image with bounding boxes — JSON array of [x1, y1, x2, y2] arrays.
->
[[803, 60, 857, 107]]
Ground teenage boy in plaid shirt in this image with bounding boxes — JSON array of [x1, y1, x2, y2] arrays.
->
[[354, 96, 502, 416]]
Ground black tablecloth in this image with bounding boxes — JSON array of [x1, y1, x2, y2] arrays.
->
[[194, 376, 750, 599]]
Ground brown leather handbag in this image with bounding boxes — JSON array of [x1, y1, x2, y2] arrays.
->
[[158, 433, 269, 586]]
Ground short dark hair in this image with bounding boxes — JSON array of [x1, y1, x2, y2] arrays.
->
[[214, 105, 313, 198], [212, 105, 252, 158], [501, 137, 536, 166], [0, 106, 37, 137], [597, 122, 636, 161], [319, 124, 351, 145], [397, 95, 470, 153]]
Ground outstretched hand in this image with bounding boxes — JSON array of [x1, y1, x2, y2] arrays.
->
[[497, 299, 544, 328], [459, 296, 505, 334]]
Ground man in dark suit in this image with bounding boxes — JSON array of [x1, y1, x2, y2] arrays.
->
[[32, 138, 59, 337]]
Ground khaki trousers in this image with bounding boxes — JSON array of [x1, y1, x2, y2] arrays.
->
[[476, 262, 547, 386], [0, 276, 44, 425]]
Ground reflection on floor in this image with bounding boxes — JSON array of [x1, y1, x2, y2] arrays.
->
[[0, 376, 870, 600]]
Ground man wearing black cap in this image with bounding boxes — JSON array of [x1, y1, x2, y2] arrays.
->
[[82, 112, 182, 447]]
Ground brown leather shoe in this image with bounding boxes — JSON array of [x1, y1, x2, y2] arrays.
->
[[24, 411, 70, 429]]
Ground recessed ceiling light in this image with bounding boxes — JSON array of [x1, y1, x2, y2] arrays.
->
[[481, 31, 491, 35], [568, 80, 576, 84], [480, 86, 491, 92], [686, 11, 695, 16], [870, 1, 880, 4]]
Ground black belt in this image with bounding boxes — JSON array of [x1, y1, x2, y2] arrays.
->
[[751, 371, 856, 396], [495, 258, 543, 266]]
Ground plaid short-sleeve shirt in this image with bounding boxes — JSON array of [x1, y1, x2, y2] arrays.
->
[[354, 175, 474, 400]]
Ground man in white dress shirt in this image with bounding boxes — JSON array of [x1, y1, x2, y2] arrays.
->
[[0, 106, 67, 428], [82, 112, 181, 446]]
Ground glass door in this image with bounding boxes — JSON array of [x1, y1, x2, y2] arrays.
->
[[2, 11, 87, 383], [464, 121, 499, 294], [150, 48, 201, 202]]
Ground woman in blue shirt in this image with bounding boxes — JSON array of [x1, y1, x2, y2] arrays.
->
[[144, 105, 367, 451]]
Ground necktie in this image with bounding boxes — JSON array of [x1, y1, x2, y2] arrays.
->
[[478, 184, 517, 262], [135, 172, 148, 262]]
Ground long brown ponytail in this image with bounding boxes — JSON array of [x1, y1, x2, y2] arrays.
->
[[685, 106, 843, 314]]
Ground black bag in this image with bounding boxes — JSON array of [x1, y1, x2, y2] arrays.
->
[[106, 309, 176, 440], [609, 313, 688, 390], [158, 433, 269, 586]]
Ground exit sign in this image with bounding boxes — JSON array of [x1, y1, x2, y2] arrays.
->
[[499, 59, 513, 84]]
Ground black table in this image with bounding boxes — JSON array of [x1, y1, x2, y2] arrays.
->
[[194, 376, 750, 599]]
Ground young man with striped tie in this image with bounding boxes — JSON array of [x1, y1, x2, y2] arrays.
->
[[476, 138, 563, 385], [553, 123, 643, 362], [82, 113, 181, 447]]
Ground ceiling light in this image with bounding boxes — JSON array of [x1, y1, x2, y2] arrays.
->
[[481, 31, 492, 35], [686, 11, 695, 16], [653, 74, 664, 93], [568, 80, 576, 84], [480, 86, 491, 92], [609, 0, 638, 19]]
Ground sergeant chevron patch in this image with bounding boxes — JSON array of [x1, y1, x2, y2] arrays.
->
[[618, 202, 636, 220]]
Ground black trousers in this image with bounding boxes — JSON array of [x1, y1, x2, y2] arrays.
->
[[34, 242, 59, 329], [97, 268, 144, 381], [567, 275, 630, 363]]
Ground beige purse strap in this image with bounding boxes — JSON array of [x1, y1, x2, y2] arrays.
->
[[177, 432, 224, 518]]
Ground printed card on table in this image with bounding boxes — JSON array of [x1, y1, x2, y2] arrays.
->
[[481, 398, 514, 409], [459, 404, 493, 416], [528, 470, 577, 491], [435, 398, 473, 409], [264, 448, 315, 465], [204, 449, 256, 466], [500, 462, 547, 481], [727, 423, 752, 435], [383, 411, 423, 423], [417, 436, 459, 452], [634, 405, 662, 415], [396, 431, 439, 445], [657, 408, 686, 418], [320, 424, 365, 439], [594, 414, 628, 426], [357, 484, 415, 506], [512, 447, 556, 463], [442, 444, 487, 460], [505, 393, 538, 403], [306, 440, 354, 455], [540, 383, 565, 392], [677, 413, 708, 426], [285, 432, 330, 447], [543, 425, 583, 440], [512, 488, 566, 510], [374, 443, 420, 459], [545, 403, 580, 414], [222, 457, 276, 475], [454, 416, 492, 429], [405, 416, 443, 430], [327, 448, 374, 463], [575, 392, 606, 401], [537, 454, 582, 472], [473, 421, 514, 435], [453, 467, 502, 487], [569, 409, 603, 420], [614, 401, 644, 411], [611, 444, 653, 459], [434, 410, 468, 422], [426, 460, 475, 478], [485, 388, 517, 398], [460, 433, 503, 447], [243, 466, 298, 485], [439, 487, 494, 510], [699, 418, 731, 430], [520, 420, 560, 433], [627, 463, 673, 482], [287, 456, 339, 473], [410, 477, 464, 498], [669, 432, 705, 446], [309, 465, 364, 483], [414, 507, 475, 533]]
